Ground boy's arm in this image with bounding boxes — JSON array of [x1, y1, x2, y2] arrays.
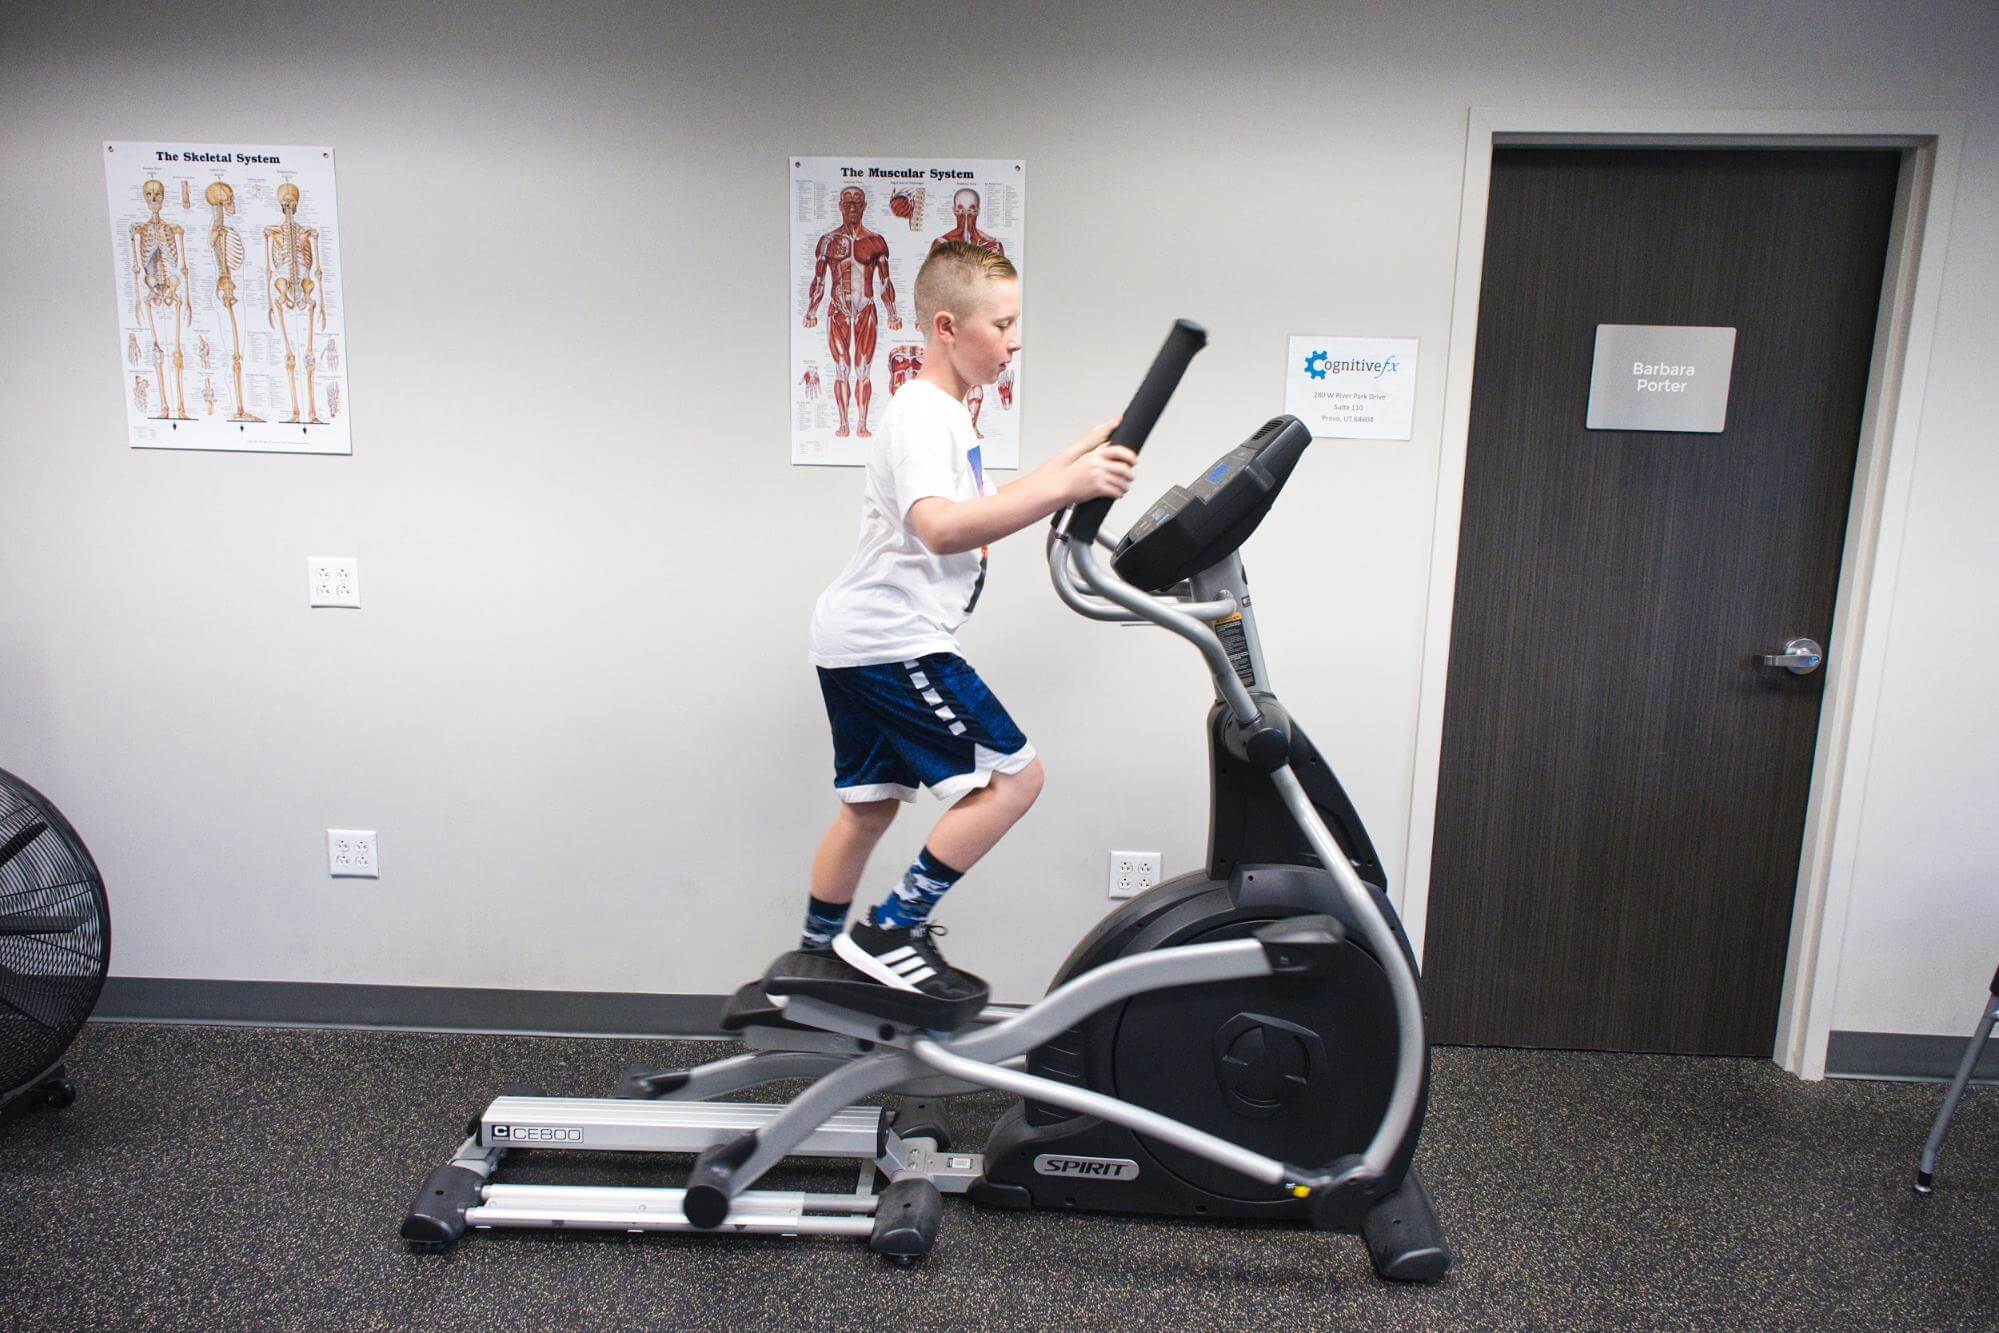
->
[[907, 418, 1133, 556]]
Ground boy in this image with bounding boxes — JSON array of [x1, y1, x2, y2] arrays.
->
[[802, 240, 1137, 999]]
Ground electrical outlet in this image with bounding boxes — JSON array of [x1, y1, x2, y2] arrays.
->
[[327, 829, 378, 878], [1108, 850, 1162, 899], [307, 556, 361, 608]]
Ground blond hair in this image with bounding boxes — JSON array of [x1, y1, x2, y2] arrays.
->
[[914, 241, 1018, 336]]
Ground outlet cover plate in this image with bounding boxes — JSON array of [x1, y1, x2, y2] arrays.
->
[[1108, 850, 1162, 900], [328, 829, 378, 878], [308, 556, 361, 608]]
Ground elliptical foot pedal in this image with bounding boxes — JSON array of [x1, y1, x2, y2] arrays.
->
[[717, 978, 815, 1034], [760, 949, 988, 1031]]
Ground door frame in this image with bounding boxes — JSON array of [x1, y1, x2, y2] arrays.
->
[[1400, 108, 1966, 1080]]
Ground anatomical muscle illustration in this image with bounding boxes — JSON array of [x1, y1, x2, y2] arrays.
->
[[887, 343, 924, 395], [790, 158, 1022, 468], [931, 188, 1007, 437], [804, 186, 900, 439]]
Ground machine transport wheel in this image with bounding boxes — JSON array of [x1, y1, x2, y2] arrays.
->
[[869, 1178, 943, 1265]]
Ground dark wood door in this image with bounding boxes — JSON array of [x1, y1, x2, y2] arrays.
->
[[1423, 148, 1900, 1055]]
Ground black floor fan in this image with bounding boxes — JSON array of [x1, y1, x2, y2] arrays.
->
[[0, 768, 110, 1125]]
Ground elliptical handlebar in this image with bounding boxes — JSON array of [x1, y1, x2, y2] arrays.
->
[[1063, 318, 1207, 544]]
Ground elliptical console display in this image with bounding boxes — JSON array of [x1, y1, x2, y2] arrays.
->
[[1111, 415, 1312, 595]]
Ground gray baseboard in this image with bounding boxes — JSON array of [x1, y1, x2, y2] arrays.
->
[[92, 982, 1999, 1083], [95, 976, 731, 1038], [1826, 1028, 1999, 1082]]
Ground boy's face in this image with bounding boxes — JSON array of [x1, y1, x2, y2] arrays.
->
[[942, 277, 1021, 387]]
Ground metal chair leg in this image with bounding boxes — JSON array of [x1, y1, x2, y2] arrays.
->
[[1914, 968, 1999, 1195]]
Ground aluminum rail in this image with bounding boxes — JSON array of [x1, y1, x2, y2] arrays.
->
[[1269, 764, 1424, 1176], [946, 937, 1275, 1064], [1046, 527, 1237, 625], [1065, 539, 1260, 722], [912, 1037, 1291, 1188]]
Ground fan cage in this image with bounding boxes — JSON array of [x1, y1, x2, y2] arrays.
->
[[0, 768, 111, 1104]]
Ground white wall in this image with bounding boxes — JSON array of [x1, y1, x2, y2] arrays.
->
[[1, 1, 1992, 1035]]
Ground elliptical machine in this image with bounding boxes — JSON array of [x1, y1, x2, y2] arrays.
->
[[405, 321, 1449, 1281]]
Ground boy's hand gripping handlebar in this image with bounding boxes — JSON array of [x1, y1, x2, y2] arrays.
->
[[1063, 319, 1208, 544]]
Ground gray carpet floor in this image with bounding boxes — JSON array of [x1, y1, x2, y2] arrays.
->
[[1, 1023, 1992, 1331]]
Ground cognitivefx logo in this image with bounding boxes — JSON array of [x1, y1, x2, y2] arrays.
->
[[1303, 349, 1401, 380]]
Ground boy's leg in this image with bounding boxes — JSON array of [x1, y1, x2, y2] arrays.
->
[[831, 654, 1033, 997], [924, 758, 1046, 874], [865, 759, 1044, 934], [807, 664, 918, 951], [800, 798, 897, 950]]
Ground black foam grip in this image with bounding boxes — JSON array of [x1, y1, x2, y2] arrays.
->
[[1067, 319, 1208, 543]]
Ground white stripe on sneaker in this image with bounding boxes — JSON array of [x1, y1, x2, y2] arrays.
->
[[905, 966, 937, 984], [832, 933, 920, 991], [879, 946, 916, 964]]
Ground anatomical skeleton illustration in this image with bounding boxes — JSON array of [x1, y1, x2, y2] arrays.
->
[[107, 142, 353, 454], [204, 181, 262, 422], [321, 336, 340, 373], [327, 382, 342, 419], [264, 182, 327, 423], [931, 188, 1007, 437], [804, 186, 899, 438], [132, 375, 148, 415], [130, 179, 193, 419]]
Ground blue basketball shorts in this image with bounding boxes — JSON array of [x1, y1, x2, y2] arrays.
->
[[816, 653, 1037, 805]]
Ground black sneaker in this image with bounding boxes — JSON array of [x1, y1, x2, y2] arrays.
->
[[833, 918, 987, 1001]]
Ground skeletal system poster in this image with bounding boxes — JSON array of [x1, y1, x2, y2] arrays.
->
[[104, 141, 350, 454], [790, 157, 1024, 468]]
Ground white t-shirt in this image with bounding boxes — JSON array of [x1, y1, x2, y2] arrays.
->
[[809, 381, 995, 668]]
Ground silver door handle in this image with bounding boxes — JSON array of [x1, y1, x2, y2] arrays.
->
[[1761, 637, 1824, 675]]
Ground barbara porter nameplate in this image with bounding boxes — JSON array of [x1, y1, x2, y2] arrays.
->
[[1586, 324, 1736, 433]]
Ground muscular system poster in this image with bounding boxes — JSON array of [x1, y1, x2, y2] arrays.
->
[[104, 141, 350, 454], [790, 157, 1024, 468]]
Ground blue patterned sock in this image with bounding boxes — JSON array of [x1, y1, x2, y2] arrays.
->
[[801, 895, 851, 951], [872, 847, 965, 931]]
